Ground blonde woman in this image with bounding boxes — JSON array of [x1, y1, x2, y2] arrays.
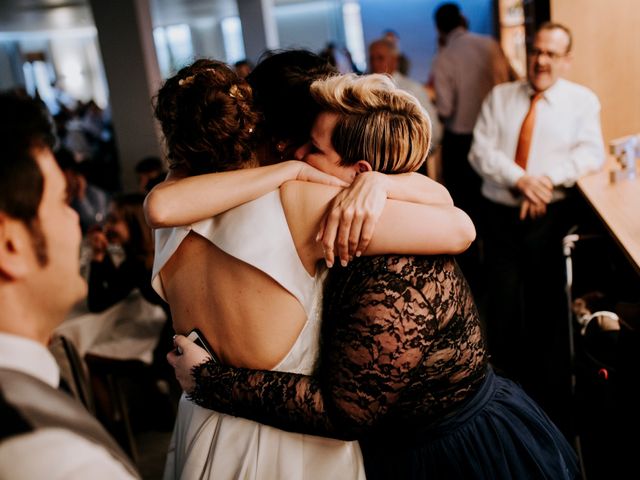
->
[[171, 73, 579, 480]]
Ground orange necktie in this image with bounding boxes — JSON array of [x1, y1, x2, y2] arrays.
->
[[514, 93, 543, 170]]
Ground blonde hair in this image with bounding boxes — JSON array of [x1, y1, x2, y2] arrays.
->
[[310, 74, 431, 174]]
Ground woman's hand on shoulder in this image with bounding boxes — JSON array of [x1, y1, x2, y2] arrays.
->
[[167, 334, 211, 393], [318, 171, 389, 268]]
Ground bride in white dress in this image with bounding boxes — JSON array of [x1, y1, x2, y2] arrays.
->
[[146, 56, 475, 480]]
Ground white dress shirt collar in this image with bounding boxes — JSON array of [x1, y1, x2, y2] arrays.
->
[[0, 332, 59, 388], [524, 78, 566, 105]]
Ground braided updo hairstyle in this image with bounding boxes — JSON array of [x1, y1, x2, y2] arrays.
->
[[154, 59, 260, 176]]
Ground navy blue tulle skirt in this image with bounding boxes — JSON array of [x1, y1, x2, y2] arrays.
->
[[360, 368, 579, 479]]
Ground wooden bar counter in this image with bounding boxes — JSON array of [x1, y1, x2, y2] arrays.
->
[[577, 158, 640, 273]]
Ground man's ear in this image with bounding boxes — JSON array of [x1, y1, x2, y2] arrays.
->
[[355, 160, 373, 173], [0, 214, 33, 280]]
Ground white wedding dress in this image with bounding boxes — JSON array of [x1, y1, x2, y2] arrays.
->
[[152, 190, 365, 480]]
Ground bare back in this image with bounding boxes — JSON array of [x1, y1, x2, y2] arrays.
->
[[154, 189, 324, 371], [161, 234, 307, 369]]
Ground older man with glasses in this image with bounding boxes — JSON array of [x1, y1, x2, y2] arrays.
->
[[468, 22, 605, 436]]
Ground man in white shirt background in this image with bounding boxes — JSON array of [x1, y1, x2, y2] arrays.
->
[[469, 22, 605, 434], [431, 2, 511, 296], [368, 37, 443, 155], [0, 92, 139, 479]]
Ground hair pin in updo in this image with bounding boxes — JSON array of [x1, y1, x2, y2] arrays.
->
[[178, 68, 217, 87], [178, 75, 195, 87], [229, 84, 242, 99]]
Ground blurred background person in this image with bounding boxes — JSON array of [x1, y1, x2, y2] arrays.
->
[[320, 41, 361, 74], [233, 59, 253, 79], [134, 156, 166, 194], [431, 1, 511, 297], [53, 99, 119, 193], [87, 193, 163, 314], [55, 146, 110, 233], [382, 29, 410, 76], [368, 37, 442, 155], [469, 22, 605, 435], [86, 193, 177, 423]]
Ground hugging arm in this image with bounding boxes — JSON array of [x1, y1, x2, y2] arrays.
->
[[144, 162, 465, 262], [144, 161, 348, 228], [184, 263, 432, 440], [283, 181, 475, 270], [317, 171, 455, 264]]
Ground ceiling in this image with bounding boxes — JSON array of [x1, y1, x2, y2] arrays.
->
[[0, 0, 241, 33], [0, 0, 321, 34]]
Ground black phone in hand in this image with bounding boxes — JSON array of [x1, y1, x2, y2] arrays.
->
[[186, 328, 219, 364]]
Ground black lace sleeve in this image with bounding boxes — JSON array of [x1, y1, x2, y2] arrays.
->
[[189, 256, 443, 439]]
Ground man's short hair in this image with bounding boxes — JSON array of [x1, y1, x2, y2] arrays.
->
[[434, 2, 465, 34], [369, 38, 399, 57], [382, 29, 399, 40], [537, 22, 573, 53], [0, 92, 56, 265]]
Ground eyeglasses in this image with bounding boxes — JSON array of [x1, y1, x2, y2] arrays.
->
[[528, 48, 568, 60]]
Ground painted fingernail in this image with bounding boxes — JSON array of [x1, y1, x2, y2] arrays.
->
[[341, 259, 348, 267], [326, 260, 333, 268], [355, 251, 362, 257]]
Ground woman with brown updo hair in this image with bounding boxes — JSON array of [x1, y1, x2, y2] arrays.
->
[[154, 59, 260, 176], [146, 57, 476, 480]]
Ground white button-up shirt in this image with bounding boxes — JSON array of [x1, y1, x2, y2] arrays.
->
[[0, 332, 137, 480], [469, 79, 605, 207]]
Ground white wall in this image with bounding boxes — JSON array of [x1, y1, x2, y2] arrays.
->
[[275, 1, 344, 53], [50, 35, 108, 107]]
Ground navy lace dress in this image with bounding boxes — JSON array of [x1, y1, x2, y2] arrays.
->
[[190, 255, 578, 479]]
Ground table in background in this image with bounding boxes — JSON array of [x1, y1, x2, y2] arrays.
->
[[577, 158, 640, 273], [54, 290, 169, 461], [56, 290, 166, 364]]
